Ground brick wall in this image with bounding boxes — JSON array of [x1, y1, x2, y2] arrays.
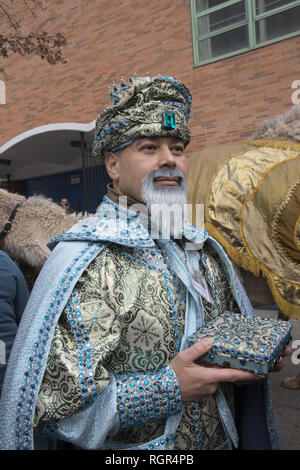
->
[[0, 0, 300, 157]]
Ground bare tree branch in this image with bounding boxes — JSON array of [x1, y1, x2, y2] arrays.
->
[[0, 0, 68, 73], [0, 31, 67, 63]]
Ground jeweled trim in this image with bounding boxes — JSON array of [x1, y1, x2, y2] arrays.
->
[[50, 231, 153, 247], [116, 365, 181, 430], [15, 242, 103, 450], [151, 99, 188, 118], [157, 75, 192, 120], [186, 312, 292, 370], [191, 403, 203, 449], [41, 421, 58, 440], [93, 120, 130, 149], [147, 434, 175, 450], [48, 196, 208, 250], [66, 292, 98, 407]]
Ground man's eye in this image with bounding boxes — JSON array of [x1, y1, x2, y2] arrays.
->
[[173, 146, 184, 153], [142, 145, 156, 151]]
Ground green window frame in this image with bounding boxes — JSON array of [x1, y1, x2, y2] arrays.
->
[[191, 0, 300, 66]]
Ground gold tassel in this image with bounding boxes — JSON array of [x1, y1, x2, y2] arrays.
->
[[205, 222, 261, 276], [265, 275, 300, 320]]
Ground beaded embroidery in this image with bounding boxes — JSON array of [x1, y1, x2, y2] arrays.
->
[[109, 78, 129, 105], [15, 242, 103, 449], [66, 293, 98, 406], [113, 241, 210, 449], [49, 196, 207, 253], [152, 100, 189, 119], [187, 313, 292, 376], [116, 365, 181, 430], [93, 120, 130, 149], [156, 75, 192, 120], [147, 434, 175, 450]]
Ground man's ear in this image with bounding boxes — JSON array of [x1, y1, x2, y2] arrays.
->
[[105, 152, 120, 181]]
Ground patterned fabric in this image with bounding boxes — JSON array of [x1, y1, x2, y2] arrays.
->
[[35, 241, 238, 450], [93, 75, 192, 162]]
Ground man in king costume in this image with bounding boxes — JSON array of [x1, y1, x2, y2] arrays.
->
[[0, 75, 287, 450]]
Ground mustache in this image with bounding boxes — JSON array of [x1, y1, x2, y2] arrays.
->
[[142, 168, 186, 189]]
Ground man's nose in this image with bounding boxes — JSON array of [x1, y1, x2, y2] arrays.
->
[[157, 147, 177, 167]]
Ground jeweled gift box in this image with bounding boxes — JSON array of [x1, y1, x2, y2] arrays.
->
[[187, 313, 292, 376]]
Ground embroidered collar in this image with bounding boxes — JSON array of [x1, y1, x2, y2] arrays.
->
[[48, 196, 208, 249]]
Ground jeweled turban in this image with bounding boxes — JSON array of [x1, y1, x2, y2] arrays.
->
[[93, 74, 192, 162]]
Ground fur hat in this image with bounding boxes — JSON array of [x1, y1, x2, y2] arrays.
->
[[93, 74, 192, 162]]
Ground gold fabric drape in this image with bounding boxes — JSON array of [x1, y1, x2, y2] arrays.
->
[[187, 141, 300, 319]]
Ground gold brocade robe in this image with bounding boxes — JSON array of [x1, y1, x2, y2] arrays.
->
[[35, 241, 238, 450]]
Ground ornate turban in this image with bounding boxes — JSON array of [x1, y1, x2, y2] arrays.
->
[[93, 74, 192, 162]]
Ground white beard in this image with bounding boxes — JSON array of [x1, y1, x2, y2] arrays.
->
[[141, 168, 187, 239]]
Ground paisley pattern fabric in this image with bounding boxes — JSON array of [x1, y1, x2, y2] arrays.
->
[[35, 242, 238, 450]]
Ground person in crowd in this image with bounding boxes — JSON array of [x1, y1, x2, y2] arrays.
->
[[59, 197, 73, 214], [282, 372, 300, 390], [0, 250, 29, 396]]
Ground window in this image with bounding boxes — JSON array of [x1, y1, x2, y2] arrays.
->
[[191, 0, 300, 66]]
